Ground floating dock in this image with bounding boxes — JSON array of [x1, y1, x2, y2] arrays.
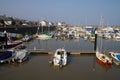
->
[[28, 49, 96, 55], [27, 49, 120, 55]]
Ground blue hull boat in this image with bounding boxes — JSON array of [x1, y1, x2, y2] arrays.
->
[[0, 50, 15, 63], [109, 52, 120, 61]]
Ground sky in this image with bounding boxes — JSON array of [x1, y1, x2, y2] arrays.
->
[[0, 0, 120, 26]]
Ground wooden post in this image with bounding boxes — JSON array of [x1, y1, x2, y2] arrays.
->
[[94, 30, 97, 51]]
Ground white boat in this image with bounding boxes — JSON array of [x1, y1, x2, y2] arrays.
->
[[53, 48, 67, 67], [36, 26, 52, 40], [37, 34, 51, 40], [22, 35, 32, 42], [14, 49, 28, 63], [115, 36, 120, 41], [109, 52, 120, 62]]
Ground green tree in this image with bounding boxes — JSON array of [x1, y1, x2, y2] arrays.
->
[[12, 20, 16, 25], [0, 18, 4, 25]]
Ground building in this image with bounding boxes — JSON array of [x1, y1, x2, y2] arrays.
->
[[39, 20, 48, 26], [56, 22, 67, 27]]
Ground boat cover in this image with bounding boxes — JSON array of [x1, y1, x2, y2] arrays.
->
[[0, 51, 12, 60], [116, 55, 120, 61]]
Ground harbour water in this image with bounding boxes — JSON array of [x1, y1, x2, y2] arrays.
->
[[0, 38, 120, 80], [26, 38, 120, 52]]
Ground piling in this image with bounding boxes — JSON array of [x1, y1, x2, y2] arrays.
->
[[94, 30, 97, 51], [94, 33, 97, 51]]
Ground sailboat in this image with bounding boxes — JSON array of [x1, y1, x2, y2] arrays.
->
[[96, 16, 112, 66], [96, 49, 112, 65], [36, 26, 52, 40]]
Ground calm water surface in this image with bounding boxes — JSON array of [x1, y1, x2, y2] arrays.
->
[[0, 38, 120, 80], [26, 38, 120, 51]]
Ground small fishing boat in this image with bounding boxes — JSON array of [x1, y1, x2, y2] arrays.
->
[[109, 52, 120, 62], [52, 48, 67, 67], [0, 50, 15, 63], [96, 50, 112, 65]]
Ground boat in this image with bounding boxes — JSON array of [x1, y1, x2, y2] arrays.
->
[[0, 50, 15, 63], [95, 16, 112, 66], [96, 50, 112, 65], [14, 49, 28, 63], [109, 52, 120, 62], [36, 26, 52, 40], [22, 35, 33, 42], [0, 37, 23, 49], [114, 36, 120, 41], [6, 40, 23, 48], [52, 48, 67, 67], [37, 34, 51, 40]]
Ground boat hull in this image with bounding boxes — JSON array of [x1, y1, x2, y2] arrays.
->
[[0, 41, 22, 49], [14, 49, 28, 63], [96, 51, 112, 66], [0, 50, 15, 63], [109, 52, 120, 62]]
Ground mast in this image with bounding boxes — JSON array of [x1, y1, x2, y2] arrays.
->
[[100, 16, 104, 52]]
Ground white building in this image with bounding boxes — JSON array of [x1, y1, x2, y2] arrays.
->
[[56, 22, 67, 27], [48, 22, 54, 26], [39, 20, 48, 26]]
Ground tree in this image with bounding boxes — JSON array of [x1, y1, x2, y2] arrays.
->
[[0, 18, 4, 25], [12, 20, 16, 26]]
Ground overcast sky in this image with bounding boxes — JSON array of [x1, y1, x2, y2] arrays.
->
[[0, 0, 120, 26]]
